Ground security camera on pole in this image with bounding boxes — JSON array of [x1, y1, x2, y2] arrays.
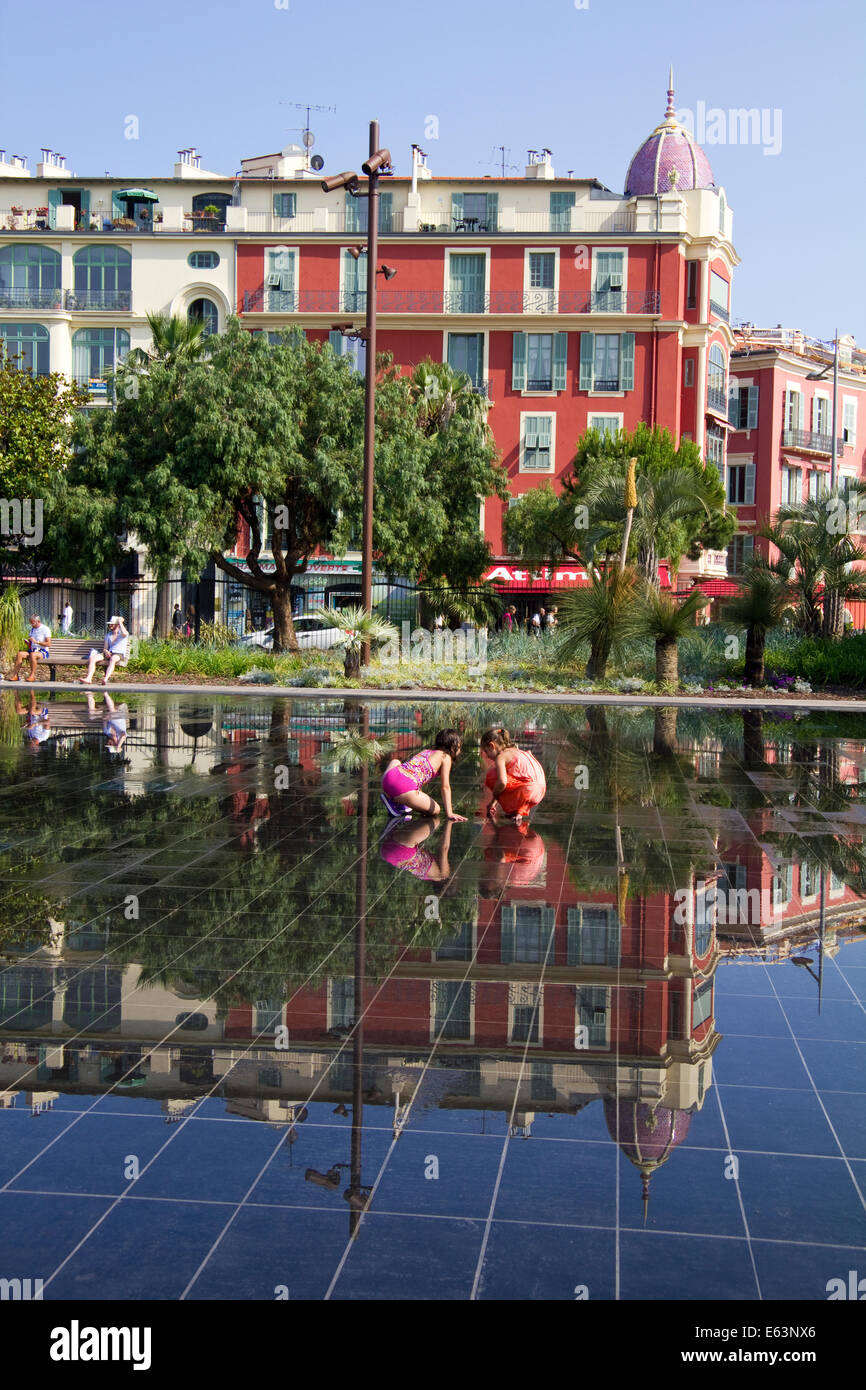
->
[[321, 122, 394, 667]]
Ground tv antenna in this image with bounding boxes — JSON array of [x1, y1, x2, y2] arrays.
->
[[280, 101, 337, 169], [483, 145, 519, 177]]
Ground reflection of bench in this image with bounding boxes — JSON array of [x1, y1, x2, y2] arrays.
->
[[39, 700, 130, 732], [36, 638, 132, 682]]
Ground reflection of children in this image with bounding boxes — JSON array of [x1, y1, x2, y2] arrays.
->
[[479, 821, 546, 893], [380, 818, 454, 881], [17, 692, 51, 750], [480, 727, 546, 823], [86, 692, 127, 753], [380, 730, 466, 821]]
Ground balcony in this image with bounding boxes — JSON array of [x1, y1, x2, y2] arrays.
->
[[468, 378, 493, 400], [782, 427, 844, 457], [65, 290, 132, 311], [706, 386, 729, 415], [241, 288, 661, 316], [592, 378, 621, 392], [73, 373, 112, 400], [709, 299, 730, 323], [0, 287, 64, 309]]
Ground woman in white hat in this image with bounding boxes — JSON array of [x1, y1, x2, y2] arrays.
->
[[78, 616, 129, 686]]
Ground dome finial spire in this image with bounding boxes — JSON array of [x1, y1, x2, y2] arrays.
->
[[665, 66, 676, 120]]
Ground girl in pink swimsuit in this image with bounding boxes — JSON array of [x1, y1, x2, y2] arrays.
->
[[381, 729, 466, 820]]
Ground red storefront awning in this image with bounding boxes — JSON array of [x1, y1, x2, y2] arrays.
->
[[691, 578, 741, 597], [484, 563, 672, 591]]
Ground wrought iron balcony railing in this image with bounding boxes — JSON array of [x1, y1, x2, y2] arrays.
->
[[782, 427, 844, 456], [709, 299, 730, 322], [0, 287, 63, 309], [241, 288, 661, 315], [706, 386, 729, 414], [65, 289, 133, 311]]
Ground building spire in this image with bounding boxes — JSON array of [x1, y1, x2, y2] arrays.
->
[[665, 66, 676, 121]]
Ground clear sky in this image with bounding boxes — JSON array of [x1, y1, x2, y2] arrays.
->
[[4, 0, 864, 341]]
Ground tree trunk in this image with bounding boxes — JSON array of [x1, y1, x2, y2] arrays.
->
[[271, 585, 299, 654], [744, 627, 765, 686], [742, 709, 764, 767], [822, 588, 844, 640], [344, 647, 361, 681], [152, 578, 172, 639], [638, 541, 660, 589], [655, 637, 679, 687], [653, 706, 678, 756], [586, 635, 610, 682]]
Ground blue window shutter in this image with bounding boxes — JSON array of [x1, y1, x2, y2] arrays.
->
[[745, 463, 755, 504], [501, 905, 516, 963], [111, 191, 126, 220], [620, 333, 635, 391], [728, 387, 740, 426], [553, 333, 568, 391], [378, 191, 393, 231], [579, 333, 594, 390], [47, 189, 62, 230], [329, 330, 343, 355], [747, 386, 759, 429], [273, 193, 282, 216], [537, 417, 552, 448], [524, 416, 539, 448], [484, 191, 498, 228], [451, 192, 464, 224], [345, 191, 359, 232], [512, 333, 527, 390]]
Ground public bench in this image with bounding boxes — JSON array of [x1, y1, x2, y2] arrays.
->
[[10, 638, 133, 682]]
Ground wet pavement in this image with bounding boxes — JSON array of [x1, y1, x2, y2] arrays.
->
[[0, 691, 864, 1301]]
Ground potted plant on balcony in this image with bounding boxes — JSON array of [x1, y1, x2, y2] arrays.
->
[[112, 217, 136, 230], [11, 205, 23, 215]]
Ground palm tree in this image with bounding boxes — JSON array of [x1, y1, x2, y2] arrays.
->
[[640, 585, 709, 687], [762, 489, 866, 640], [725, 559, 791, 686], [312, 606, 399, 680], [411, 360, 487, 434], [140, 311, 208, 364], [556, 566, 642, 681]]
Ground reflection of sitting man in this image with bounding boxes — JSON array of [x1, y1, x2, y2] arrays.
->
[[380, 817, 454, 882], [16, 692, 51, 750], [85, 692, 128, 754]]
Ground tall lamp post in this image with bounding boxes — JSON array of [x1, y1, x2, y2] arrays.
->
[[322, 121, 394, 665]]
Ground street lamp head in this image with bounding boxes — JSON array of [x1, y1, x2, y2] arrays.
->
[[347, 244, 366, 260], [806, 367, 829, 380], [321, 171, 359, 193], [361, 148, 391, 176], [379, 265, 398, 280]]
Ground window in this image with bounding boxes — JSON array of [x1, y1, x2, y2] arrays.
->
[[73, 245, 132, 309], [728, 384, 759, 430], [709, 270, 729, 319], [509, 983, 540, 1044], [512, 331, 567, 391], [433, 980, 472, 1041], [773, 864, 794, 908], [328, 978, 354, 1030], [843, 399, 857, 444], [684, 357, 694, 388], [329, 328, 366, 376], [191, 192, 230, 227], [800, 862, 819, 898], [448, 252, 485, 313], [781, 465, 802, 508], [0, 243, 61, 306], [273, 192, 297, 220], [593, 250, 624, 311], [501, 905, 555, 963], [784, 387, 802, 433], [813, 396, 829, 434], [576, 987, 610, 1048], [727, 535, 754, 573], [71, 327, 130, 387], [588, 414, 622, 439], [435, 921, 474, 961], [686, 260, 699, 309], [567, 907, 619, 965], [808, 469, 828, 502], [521, 415, 554, 472], [265, 248, 296, 311], [188, 250, 219, 269], [346, 189, 393, 233], [451, 191, 498, 230], [447, 332, 483, 389], [341, 248, 366, 313], [692, 979, 713, 1029], [0, 322, 49, 375], [529, 252, 555, 289], [706, 423, 725, 484], [707, 344, 727, 412], [550, 190, 575, 232], [727, 462, 755, 505], [188, 297, 218, 336], [578, 331, 634, 392]]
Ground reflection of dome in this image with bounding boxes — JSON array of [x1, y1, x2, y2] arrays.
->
[[604, 1098, 694, 1220], [624, 70, 715, 197]]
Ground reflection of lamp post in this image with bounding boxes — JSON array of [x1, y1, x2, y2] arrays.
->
[[322, 123, 393, 665], [792, 868, 826, 1013]]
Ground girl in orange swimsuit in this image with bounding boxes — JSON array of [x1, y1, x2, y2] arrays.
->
[[480, 727, 547, 823]]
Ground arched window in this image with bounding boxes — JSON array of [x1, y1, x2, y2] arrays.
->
[[708, 343, 727, 412], [189, 297, 219, 336], [72, 327, 130, 386], [0, 244, 61, 307], [72, 246, 132, 310], [719, 191, 726, 235], [0, 322, 49, 375], [188, 251, 220, 269]]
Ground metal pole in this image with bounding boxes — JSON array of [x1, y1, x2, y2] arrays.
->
[[361, 120, 379, 668], [830, 327, 839, 491]]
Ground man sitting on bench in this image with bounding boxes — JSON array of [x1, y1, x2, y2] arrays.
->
[[8, 614, 51, 682], [78, 616, 129, 686]]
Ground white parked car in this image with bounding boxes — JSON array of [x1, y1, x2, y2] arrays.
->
[[236, 616, 344, 652]]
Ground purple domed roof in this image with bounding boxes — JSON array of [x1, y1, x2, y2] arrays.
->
[[625, 72, 715, 197], [603, 1098, 693, 1169]]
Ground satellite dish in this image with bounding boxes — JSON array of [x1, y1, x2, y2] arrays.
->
[[310, 154, 325, 172], [303, 130, 315, 148]]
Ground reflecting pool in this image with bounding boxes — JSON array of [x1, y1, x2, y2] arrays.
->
[[0, 692, 864, 1301]]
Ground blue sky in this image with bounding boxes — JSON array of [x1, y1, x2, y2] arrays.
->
[[5, 0, 864, 340]]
